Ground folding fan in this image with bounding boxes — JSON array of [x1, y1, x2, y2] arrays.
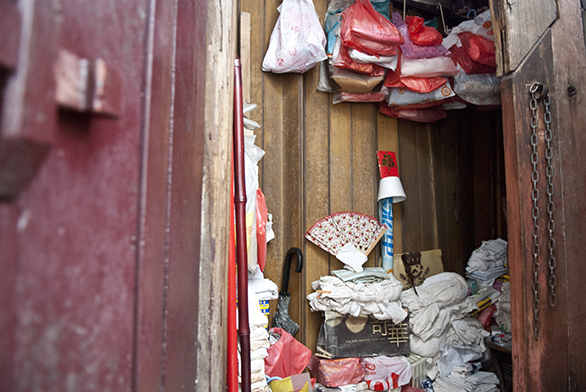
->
[[305, 212, 387, 257]]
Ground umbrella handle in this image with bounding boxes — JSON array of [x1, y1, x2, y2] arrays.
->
[[281, 247, 303, 294]]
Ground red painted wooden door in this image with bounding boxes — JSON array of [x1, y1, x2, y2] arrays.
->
[[0, 0, 209, 391]]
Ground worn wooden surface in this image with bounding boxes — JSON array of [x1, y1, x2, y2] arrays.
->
[[496, 0, 586, 384], [0, 0, 230, 390], [490, 0, 557, 76]]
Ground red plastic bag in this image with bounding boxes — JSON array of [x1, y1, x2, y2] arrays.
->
[[334, 43, 374, 75], [459, 32, 496, 67], [379, 102, 447, 123], [255, 189, 268, 272], [340, 0, 403, 56], [265, 328, 313, 379], [406, 16, 443, 46], [333, 90, 387, 104], [308, 356, 365, 387], [449, 44, 496, 74]]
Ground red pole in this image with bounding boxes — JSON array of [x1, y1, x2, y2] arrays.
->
[[227, 151, 238, 390], [233, 57, 251, 392]]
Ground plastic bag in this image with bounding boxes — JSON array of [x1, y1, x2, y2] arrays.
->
[[349, 48, 398, 70], [454, 71, 500, 105], [383, 54, 447, 93], [448, 44, 496, 74], [442, 9, 494, 49], [340, 0, 403, 56], [256, 189, 268, 272], [262, 0, 327, 73], [385, 81, 455, 108], [332, 89, 387, 104], [361, 356, 412, 391], [379, 102, 447, 123], [332, 68, 384, 93], [392, 13, 449, 59], [400, 56, 459, 78], [406, 16, 443, 46], [308, 356, 365, 388], [459, 32, 496, 67], [324, 0, 355, 58], [265, 328, 313, 378], [333, 42, 375, 74]]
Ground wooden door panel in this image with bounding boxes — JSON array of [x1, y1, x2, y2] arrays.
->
[[490, 0, 557, 76]]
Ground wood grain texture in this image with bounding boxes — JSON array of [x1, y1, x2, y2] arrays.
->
[[398, 121, 438, 253], [351, 103, 378, 267], [549, 0, 586, 388], [134, 0, 176, 389], [197, 0, 235, 388], [302, 55, 330, 350], [499, 29, 569, 392], [489, 0, 557, 75]]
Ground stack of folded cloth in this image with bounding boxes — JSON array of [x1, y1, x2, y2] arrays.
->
[[465, 239, 508, 286], [307, 272, 407, 324], [433, 371, 500, 392]]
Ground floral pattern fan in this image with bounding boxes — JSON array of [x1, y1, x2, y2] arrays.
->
[[305, 212, 387, 257]]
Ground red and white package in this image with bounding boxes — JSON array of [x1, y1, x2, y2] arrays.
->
[[361, 356, 412, 391], [308, 356, 365, 388]]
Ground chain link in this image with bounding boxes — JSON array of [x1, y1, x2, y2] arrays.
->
[[529, 82, 542, 340], [543, 94, 558, 307]]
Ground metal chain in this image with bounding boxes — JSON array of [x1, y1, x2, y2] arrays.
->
[[543, 94, 558, 307], [529, 82, 542, 340]]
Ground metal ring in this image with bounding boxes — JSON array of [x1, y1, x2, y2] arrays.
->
[[529, 82, 548, 100]]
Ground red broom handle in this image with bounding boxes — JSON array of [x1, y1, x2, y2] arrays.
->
[[227, 150, 238, 391], [233, 57, 251, 392]]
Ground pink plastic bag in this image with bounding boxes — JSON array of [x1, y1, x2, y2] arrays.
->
[[308, 356, 365, 387], [340, 0, 403, 56], [265, 328, 313, 379], [256, 189, 268, 272], [361, 356, 412, 391]]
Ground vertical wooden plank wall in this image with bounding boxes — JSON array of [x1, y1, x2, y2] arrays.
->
[[240, 0, 400, 349]]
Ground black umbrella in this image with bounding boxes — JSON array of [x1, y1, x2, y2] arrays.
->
[[271, 247, 304, 337]]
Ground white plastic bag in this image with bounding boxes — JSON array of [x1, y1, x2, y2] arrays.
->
[[361, 356, 412, 391], [349, 48, 398, 70], [399, 56, 459, 78], [454, 71, 501, 106], [262, 0, 328, 73], [442, 9, 494, 49]]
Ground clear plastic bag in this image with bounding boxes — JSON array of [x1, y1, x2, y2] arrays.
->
[[262, 0, 327, 73]]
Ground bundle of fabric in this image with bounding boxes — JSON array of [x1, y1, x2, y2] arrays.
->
[[377, 12, 458, 123], [441, 10, 501, 108], [494, 281, 511, 334], [433, 371, 500, 392], [465, 238, 507, 286], [249, 325, 271, 392], [401, 273, 489, 359], [240, 290, 271, 392], [307, 274, 407, 324]]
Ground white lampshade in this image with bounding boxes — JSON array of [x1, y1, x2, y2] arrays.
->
[[377, 176, 406, 202]]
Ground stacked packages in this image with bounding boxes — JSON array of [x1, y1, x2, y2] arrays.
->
[[442, 10, 501, 107], [378, 12, 458, 123]]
